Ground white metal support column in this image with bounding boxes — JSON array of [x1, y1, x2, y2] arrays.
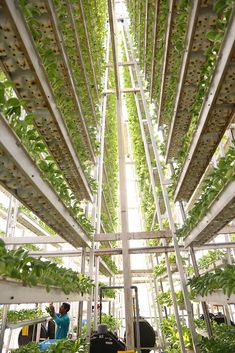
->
[[121, 21, 186, 353], [0, 194, 14, 352], [108, 0, 134, 348], [123, 19, 200, 353], [77, 247, 86, 338]]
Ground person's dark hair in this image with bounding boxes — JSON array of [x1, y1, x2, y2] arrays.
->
[[62, 302, 70, 312]]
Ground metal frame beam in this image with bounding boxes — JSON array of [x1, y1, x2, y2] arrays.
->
[[0, 277, 89, 304], [25, 242, 235, 257], [104, 87, 143, 94]]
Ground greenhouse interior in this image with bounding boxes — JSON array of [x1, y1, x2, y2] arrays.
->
[[0, 0, 234, 352]]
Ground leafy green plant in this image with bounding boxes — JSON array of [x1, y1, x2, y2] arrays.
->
[[156, 291, 172, 307], [0, 240, 93, 295], [156, 290, 185, 308], [82, 313, 121, 336], [161, 315, 193, 352], [189, 264, 235, 297]]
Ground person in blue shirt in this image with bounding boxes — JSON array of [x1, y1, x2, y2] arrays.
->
[[49, 302, 70, 339]]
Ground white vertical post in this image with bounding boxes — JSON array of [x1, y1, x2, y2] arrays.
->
[[108, 0, 134, 348], [5, 195, 13, 236], [0, 302, 8, 351], [77, 247, 86, 337]]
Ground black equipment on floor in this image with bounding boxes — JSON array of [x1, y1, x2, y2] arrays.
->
[[90, 324, 126, 353], [18, 323, 47, 346], [134, 318, 156, 353]]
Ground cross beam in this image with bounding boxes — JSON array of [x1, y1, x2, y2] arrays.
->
[[24, 242, 235, 257]]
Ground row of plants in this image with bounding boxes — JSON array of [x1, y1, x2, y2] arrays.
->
[[19, 0, 97, 162], [101, 65, 118, 234], [172, 0, 233, 181], [122, 48, 158, 232], [160, 0, 190, 126], [0, 307, 47, 324], [178, 141, 235, 238], [151, 0, 169, 104], [126, 0, 146, 69], [126, 0, 156, 80], [99, 63, 119, 273], [54, 0, 101, 129], [197, 250, 227, 270], [187, 250, 227, 277], [81, 0, 107, 96], [188, 264, 235, 297], [0, 239, 93, 295], [0, 79, 94, 235], [13, 339, 88, 353]]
